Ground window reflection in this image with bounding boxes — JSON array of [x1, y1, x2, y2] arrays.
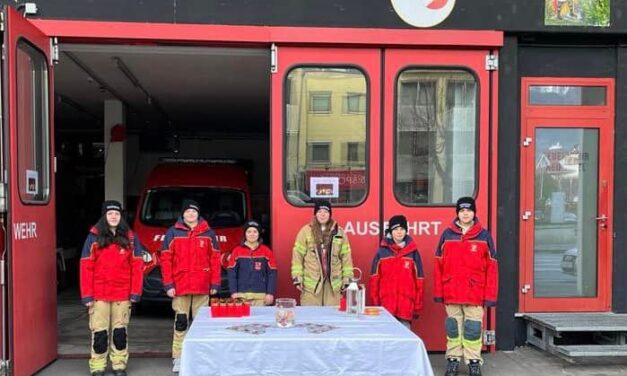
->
[[533, 128, 598, 297], [285, 67, 367, 206], [395, 70, 477, 205], [529, 86, 606, 106], [17, 41, 50, 203]]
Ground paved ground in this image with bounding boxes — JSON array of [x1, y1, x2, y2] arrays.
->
[[53, 288, 627, 375], [37, 346, 627, 375]]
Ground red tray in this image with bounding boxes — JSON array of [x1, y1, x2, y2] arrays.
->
[[210, 303, 251, 317]]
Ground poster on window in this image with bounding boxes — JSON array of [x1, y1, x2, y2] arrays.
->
[[544, 0, 609, 27], [309, 177, 339, 199], [26, 170, 38, 195]]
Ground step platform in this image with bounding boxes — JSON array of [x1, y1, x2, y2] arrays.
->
[[524, 313, 627, 361]]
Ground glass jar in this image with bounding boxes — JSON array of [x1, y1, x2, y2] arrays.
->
[[275, 298, 296, 328]]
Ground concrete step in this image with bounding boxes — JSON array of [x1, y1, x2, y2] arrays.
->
[[524, 313, 627, 332], [555, 344, 627, 357]]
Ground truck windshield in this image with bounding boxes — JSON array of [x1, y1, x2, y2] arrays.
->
[[140, 187, 246, 228]]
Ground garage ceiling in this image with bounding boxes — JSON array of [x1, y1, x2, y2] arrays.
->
[[55, 44, 271, 136]]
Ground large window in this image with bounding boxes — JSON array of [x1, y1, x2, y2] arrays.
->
[[17, 41, 50, 203], [395, 69, 477, 205], [285, 67, 368, 206], [141, 187, 246, 228]]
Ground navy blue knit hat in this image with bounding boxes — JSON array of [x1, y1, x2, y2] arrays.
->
[[243, 220, 261, 232], [101, 200, 122, 216], [181, 199, 200, 215], [456, 197, 476, 214], [313, 200, 332, 216], [388, 215, 408, 232]]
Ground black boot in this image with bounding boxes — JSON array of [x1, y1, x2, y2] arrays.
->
[[113, 370, 127, 376], [91, 371, 105, 376], [444, 358, 459, 376], [468, 360, 482, 376]]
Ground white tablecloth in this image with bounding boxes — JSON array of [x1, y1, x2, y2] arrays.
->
[[181, 306, 434, 376]]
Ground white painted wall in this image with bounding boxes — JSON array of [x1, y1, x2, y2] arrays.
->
[[104, 100, 126, 206]]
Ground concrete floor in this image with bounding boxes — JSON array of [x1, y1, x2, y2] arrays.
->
[[54, 288, 627, 375], [58, 288, 173, 357], [38, 346, 627, 375]]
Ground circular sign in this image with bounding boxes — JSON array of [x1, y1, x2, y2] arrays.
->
[[391, 0, 456, 28]]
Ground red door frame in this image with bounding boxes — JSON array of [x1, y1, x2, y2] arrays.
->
[[3, 6, 56, 376], [383, 49, 497, 350], [270, 46, 382, 306], [30, 19, 502, 47], [519, 77, 614, 312]]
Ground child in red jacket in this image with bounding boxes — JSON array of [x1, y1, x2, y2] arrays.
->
[[434, 197, 498, 376], [160, 199, 221, 373], [369, 215, 424, 328], [80, 200, 143, 376]]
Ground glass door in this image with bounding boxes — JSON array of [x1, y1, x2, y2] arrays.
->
[[520, 79, 614, 312]]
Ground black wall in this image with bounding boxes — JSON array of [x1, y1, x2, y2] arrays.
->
[[519, 45, 616, 78], [496, 35, 523, 350], [3, 0, 627, 33], [498, 41, 626, 348], [613, 48, 627, 313]]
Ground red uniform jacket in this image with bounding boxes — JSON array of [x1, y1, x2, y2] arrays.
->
[[369, 236, 424, 321], [160, 218, 221, 295], [80, 227, 144, 304], [434, 219, 498, 306]]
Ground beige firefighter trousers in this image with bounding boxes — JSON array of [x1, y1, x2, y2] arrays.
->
[[88, 300, 132, 373], [171, 294, 209, 359], [445, 304, 485, 364]]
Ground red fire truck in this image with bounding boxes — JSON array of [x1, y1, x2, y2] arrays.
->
[[133, 160, 252, 304]]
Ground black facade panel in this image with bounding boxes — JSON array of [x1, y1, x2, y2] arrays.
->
[[3, 0, 627, 33], [519, 46, 615, 78], [496, 35, 520, 350], [612, 48, 627, 313], [175, 1, 401, 28], [1, 0, 175, 23], [172, 0, 539, 31]]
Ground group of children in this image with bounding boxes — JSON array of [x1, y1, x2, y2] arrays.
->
[[80, 196, 497, 376], [368, 197, 498, 376], [80, 199, 278, 375], [295, 197, 498, 376]]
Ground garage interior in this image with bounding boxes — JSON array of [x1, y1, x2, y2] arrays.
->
[[55, 43, 271, 355]]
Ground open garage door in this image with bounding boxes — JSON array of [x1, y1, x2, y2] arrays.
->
[[1, 6, 56, 375], [52, 43, 271, 356]]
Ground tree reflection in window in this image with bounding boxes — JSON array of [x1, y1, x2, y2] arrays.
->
[[395, 70, 477, 205]]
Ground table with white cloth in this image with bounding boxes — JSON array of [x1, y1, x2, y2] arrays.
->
[[180, 306, 434, 376]]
